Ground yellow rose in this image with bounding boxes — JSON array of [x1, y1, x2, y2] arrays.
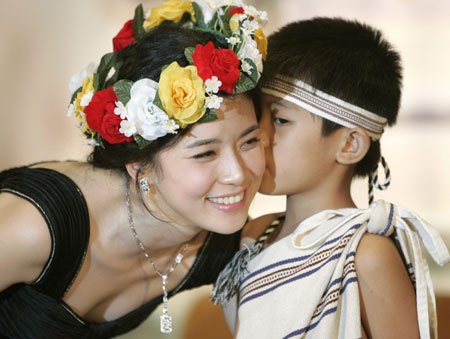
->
[[74, 74, 95, 134], [159, 61, 206, 128], [254, 28, 268, 60], [143, 0, 196, 31]]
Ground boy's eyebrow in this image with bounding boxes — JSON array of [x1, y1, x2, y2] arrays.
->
[[270, 101, 289, 109], [185, 124, 259, 149]]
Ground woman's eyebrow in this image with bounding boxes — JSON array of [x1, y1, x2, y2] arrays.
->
[[239, 125, 259, 139], [186, 138, 221, 149], [185, 125, 259, 149]]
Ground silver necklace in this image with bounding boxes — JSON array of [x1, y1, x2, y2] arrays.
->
[[125, 185, 189, 334]]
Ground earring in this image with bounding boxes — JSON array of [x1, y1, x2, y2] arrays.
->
[[139, 178, 150, 194]]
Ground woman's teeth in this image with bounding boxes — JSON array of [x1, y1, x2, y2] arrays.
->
[[208, 192, 244, 205]]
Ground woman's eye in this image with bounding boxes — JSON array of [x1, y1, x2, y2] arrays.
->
[[192, 150, 216, 159], [241, 137, 261, 150], [245, 137, 261, 145], [273, 117, 289, 125]]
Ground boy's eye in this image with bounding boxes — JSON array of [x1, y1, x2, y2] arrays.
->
[[273, 117, 289, 125], [192, 150, 216, 159]]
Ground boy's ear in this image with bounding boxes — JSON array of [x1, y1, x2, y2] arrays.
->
[[336, 128, 371, 165]]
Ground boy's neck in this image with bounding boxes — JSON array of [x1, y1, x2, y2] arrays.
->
[[279, 175, 356, 240]]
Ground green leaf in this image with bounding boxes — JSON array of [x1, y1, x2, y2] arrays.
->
[[245, 58, 259, 84], [113, 79, 133, 105], [233, 59, 259, 94], [134, 134, 154, 149], [93, 73, 100, 92], [221, 16, 233, 37], [197, 108, 217, 123], [133, 4, 145, 40], [104, 60, 122, 88], [196, 28, 228, 46], [97, 52, 117, 90], [70, 86, 82, 103], [192, 2, 206, 28], [153, 90, 164, 111], [233, 73, 256, 94], [95, 134, 106, 149], [184, 47, 196, 64]]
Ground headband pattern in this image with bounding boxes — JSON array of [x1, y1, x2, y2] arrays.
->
[[261, 74, 387, 140]]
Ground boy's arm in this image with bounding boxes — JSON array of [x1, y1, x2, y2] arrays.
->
[[355, 233, 420, 339]]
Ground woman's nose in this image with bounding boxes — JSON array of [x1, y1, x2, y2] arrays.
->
[[218, 150, 246, 186]]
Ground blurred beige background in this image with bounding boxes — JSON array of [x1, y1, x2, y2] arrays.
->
[[1, 0, 449, 338]]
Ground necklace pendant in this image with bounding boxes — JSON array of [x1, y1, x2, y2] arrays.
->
[[160, 312, 173, 333]]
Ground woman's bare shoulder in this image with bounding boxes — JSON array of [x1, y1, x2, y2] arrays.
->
[[0, 192, 52, 291]]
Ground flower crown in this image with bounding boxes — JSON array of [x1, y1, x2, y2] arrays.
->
[[67, 0, 268, 148]]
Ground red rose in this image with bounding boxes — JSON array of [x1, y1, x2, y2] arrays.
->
[[84, 87, 132, 144], [192, 42, 241, 93], [113, 19, 135, 53], [228, 7, 245, 15]]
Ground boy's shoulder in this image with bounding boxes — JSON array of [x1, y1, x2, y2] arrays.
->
[[355, 232, 402, 276], [242, 212, 284, 245]]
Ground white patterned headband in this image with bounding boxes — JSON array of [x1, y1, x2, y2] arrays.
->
[[261, 74, 387, 141]]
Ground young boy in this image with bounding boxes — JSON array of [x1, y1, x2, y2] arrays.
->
[[212, 18, 450, 338]]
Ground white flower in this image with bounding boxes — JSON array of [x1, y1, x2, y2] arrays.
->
[[86, 139, 100, 147], [68, 62, 97, 94], [238, 35, 263, 79], [226, 36, 241, 45], [205, 76, 222, 94], [163, 119, 180, 134], [66, 103, 75, 117], [76, 111, 88, 131], [119, 119, 137, 137], [243, 5, 268, 28], [205, 95, 223, 109], [126, 79, 175, 141], [242, 19, 259, 33], [241, 60, 253, 75], [144, 8, 151, 20], [80, 91, 94, 107], [196, 0, 216, 24], [114, 101, 127, 119]]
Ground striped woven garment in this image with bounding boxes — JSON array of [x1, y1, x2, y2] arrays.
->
[[222, 200, 449, 339]]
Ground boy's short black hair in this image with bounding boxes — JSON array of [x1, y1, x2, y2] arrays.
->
[[265, 17, 403, 177]]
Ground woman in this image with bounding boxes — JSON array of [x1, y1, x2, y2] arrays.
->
[[0, 1, 268, 337]]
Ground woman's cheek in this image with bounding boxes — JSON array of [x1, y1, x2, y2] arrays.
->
[[182, 166, 216, 197]]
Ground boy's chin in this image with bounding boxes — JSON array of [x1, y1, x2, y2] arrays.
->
[[258, 174, 278, 195]]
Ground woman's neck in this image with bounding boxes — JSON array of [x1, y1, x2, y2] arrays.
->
[[120, 178, 202, 254], [91, 171, 202, 260]]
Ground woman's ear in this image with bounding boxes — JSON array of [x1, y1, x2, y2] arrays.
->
[[336, 128, 371, 165], [125, 162, 142, 182]]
